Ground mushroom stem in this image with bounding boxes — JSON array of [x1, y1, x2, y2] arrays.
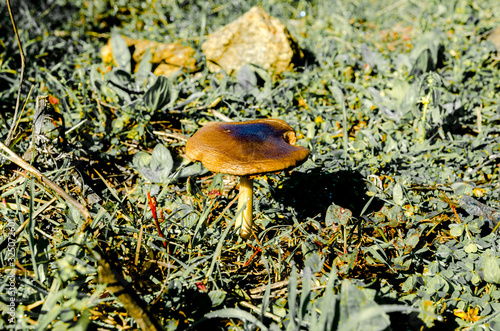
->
[[236, 176, 254, 239]]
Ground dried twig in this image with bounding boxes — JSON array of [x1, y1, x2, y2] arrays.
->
[[135, 224, 144, 266], [94, 250, 164, 331], [153, 131, 189, 141], [239, 301, 281, 323], [0, 141, 92, 228], [249, 279, 292, 295], [209, 109, 233, 122], [0, 141, 164, 329]]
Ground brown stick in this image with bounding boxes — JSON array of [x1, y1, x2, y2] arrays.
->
[[94, 251, 164, 331], [0, 142, 164, 330], [0, 141, 92, 228]]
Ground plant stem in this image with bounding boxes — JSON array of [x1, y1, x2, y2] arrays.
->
[[236, 176, 254, 239], [419, 93, 430, 143], [0, 141, 92, 227], [5, 0, 26, 146]]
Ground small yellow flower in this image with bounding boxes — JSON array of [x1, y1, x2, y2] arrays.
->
[[101, 44, 113, 64], [454, 307, 480, 322], [419, 95, 431, 107], [473, 188, 485, 198]]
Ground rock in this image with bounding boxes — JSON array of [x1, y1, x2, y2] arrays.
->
[[487, 26, 500, 53], [201, 6, 303, 77], [133, 40, 197, 76], [101, 35, 135, 65], [102, 36, 197, 76]]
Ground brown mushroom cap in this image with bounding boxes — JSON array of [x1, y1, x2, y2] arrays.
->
[[185, 119, 310, 176]]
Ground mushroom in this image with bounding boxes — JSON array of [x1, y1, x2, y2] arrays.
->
[[185, 118, 309, 239]]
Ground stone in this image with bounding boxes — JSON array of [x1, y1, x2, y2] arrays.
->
[[101, 36, 197, 76], [487, 26, 500, 53], [201, 6, 303, 77]]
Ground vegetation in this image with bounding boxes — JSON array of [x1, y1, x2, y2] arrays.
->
[[1, 0, 500, 329]]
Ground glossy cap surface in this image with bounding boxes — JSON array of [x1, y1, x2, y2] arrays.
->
[[185, 119, 309, 176]]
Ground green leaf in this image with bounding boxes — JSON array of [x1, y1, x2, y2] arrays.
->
[[150, 144, 174, 175], [310, 267, 338, 330], [208, 173, 225, 193], [299, 267, 312, 322], [393, 183, 404, 206], [89, 64, 103, 92], [237, 64, 257, 94], [175, 162, 207, 179], [402, 275, 417, 292], [483, 250, 500, 284], [143, 76, 173, 111], [409, 31, 443, 77], [464, 242, 477, 254], [417, 299, 438, 328], [260, 255, 272, 322], [105, 68, 133, 103], [202, 308, 268, 331], [405, 229, 420, 248], [73, 309, 91, 330], [304, 253, 324, 273], [36, 304, 63, 331], [132, 144, 174, 183], [132, 151, 151, 169], [208, 290, 226, 307], [330, 82, 348, 159], [325, 203, 352, 226], [110, 30, 131, 73], [135, 48, 152, 87], [339, 280, 391, 331], [449, 224, 464, 237], [286, 265, 298, 331]]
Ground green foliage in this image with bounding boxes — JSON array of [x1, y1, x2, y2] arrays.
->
[[110, 31, 132, 73], [1, 0, 500, 330], [133, 144, 174, 183], [143, 76, 175, 112]]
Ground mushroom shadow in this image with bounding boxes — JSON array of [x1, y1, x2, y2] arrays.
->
[[272, 169, 384, 221]]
